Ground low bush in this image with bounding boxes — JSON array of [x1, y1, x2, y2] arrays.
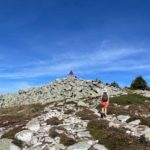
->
[[64, 109, 74, 114], [47, 117, 63, 125], [60, 134, 76, 146], [87, 119, 109, 129], [87, 119, 149, 150], [140, 117, 150, 127], [49, 127, 59, 138], [75, 109, 98, 120]]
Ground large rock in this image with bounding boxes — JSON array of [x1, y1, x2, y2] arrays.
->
[[129, 119, 141, 125], [0, 138, 20, 150], [144, 132, 150, 142], [93, 144, 108, 150], [26, 118, 40, 132], [15, 130, 33, 144], [67, 140, 96, 150], [77, 131, 92, 138], [117, 115, 130, 122]]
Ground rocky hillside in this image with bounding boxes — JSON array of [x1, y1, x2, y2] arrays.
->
[[0, 98, 150, 150], [0, 76, 127, 108]]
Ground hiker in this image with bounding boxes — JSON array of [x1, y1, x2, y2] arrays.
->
[[100, 90, 109, 118]]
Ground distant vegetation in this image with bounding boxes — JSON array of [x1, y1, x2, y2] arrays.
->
[[110, 81, 120, 88], [104, 75, 149, 90], [130, 76, 148, 90]]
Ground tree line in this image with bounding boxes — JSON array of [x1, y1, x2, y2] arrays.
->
[[106, 76, 149, 90]]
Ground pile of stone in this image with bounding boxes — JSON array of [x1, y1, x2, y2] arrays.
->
[[0, 76, 127, 108]]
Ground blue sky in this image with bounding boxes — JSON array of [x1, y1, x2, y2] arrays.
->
[[0, 0, 150, 93]]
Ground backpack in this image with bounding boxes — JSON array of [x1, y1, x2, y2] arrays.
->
[[102, 92, 108, 102]]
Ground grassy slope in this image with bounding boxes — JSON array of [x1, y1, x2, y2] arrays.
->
[[110, 94, 150, 105]]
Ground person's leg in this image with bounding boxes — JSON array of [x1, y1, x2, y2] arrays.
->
[[104, 107, 107, 116], [101, 107, 104, 113], [101, 107, 104, 118]]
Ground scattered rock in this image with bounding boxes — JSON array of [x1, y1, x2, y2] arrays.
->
[[15, 130, 33, 144], [26, 118, 40, 132], [67, 140, 96, 150], [77, 131, 92, 138], [0, 77, 126, 108], [0, 138, 20, 150], [93, 144, 108, 150], [77, 101, 89, 107], [117, 115, 130, 122], [129, 119, 141, 125], [109, 120, 121, 128], [144, 132, 150, 142], [55, 143, 65, 150]]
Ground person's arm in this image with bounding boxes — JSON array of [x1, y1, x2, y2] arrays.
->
[[108, 95, 110, 103]]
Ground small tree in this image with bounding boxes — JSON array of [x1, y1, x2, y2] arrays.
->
[[130, 76, 148, 90], [110, 82, 120, 88]]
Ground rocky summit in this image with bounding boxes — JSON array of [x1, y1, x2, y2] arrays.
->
[[0, 76, 126, 108]]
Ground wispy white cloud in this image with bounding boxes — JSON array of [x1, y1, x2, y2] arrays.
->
[[0, 46, 144, 79]]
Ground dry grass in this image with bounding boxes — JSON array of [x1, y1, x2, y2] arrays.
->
[[0, 103, 46, 129], [1, 126, 23, 139], [75, 109, 98, 120]]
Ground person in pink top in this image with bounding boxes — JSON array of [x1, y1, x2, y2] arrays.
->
[[100, 90, 109, 118]]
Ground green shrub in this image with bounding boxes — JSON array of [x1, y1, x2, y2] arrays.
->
[[110, 94, 149, 105], [130, 76, 148, 90], [110, 82, 120, 88]]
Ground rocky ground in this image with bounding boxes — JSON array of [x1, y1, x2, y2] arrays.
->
[[0, 76, 127, 108], [0, 98, 150, 150]]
